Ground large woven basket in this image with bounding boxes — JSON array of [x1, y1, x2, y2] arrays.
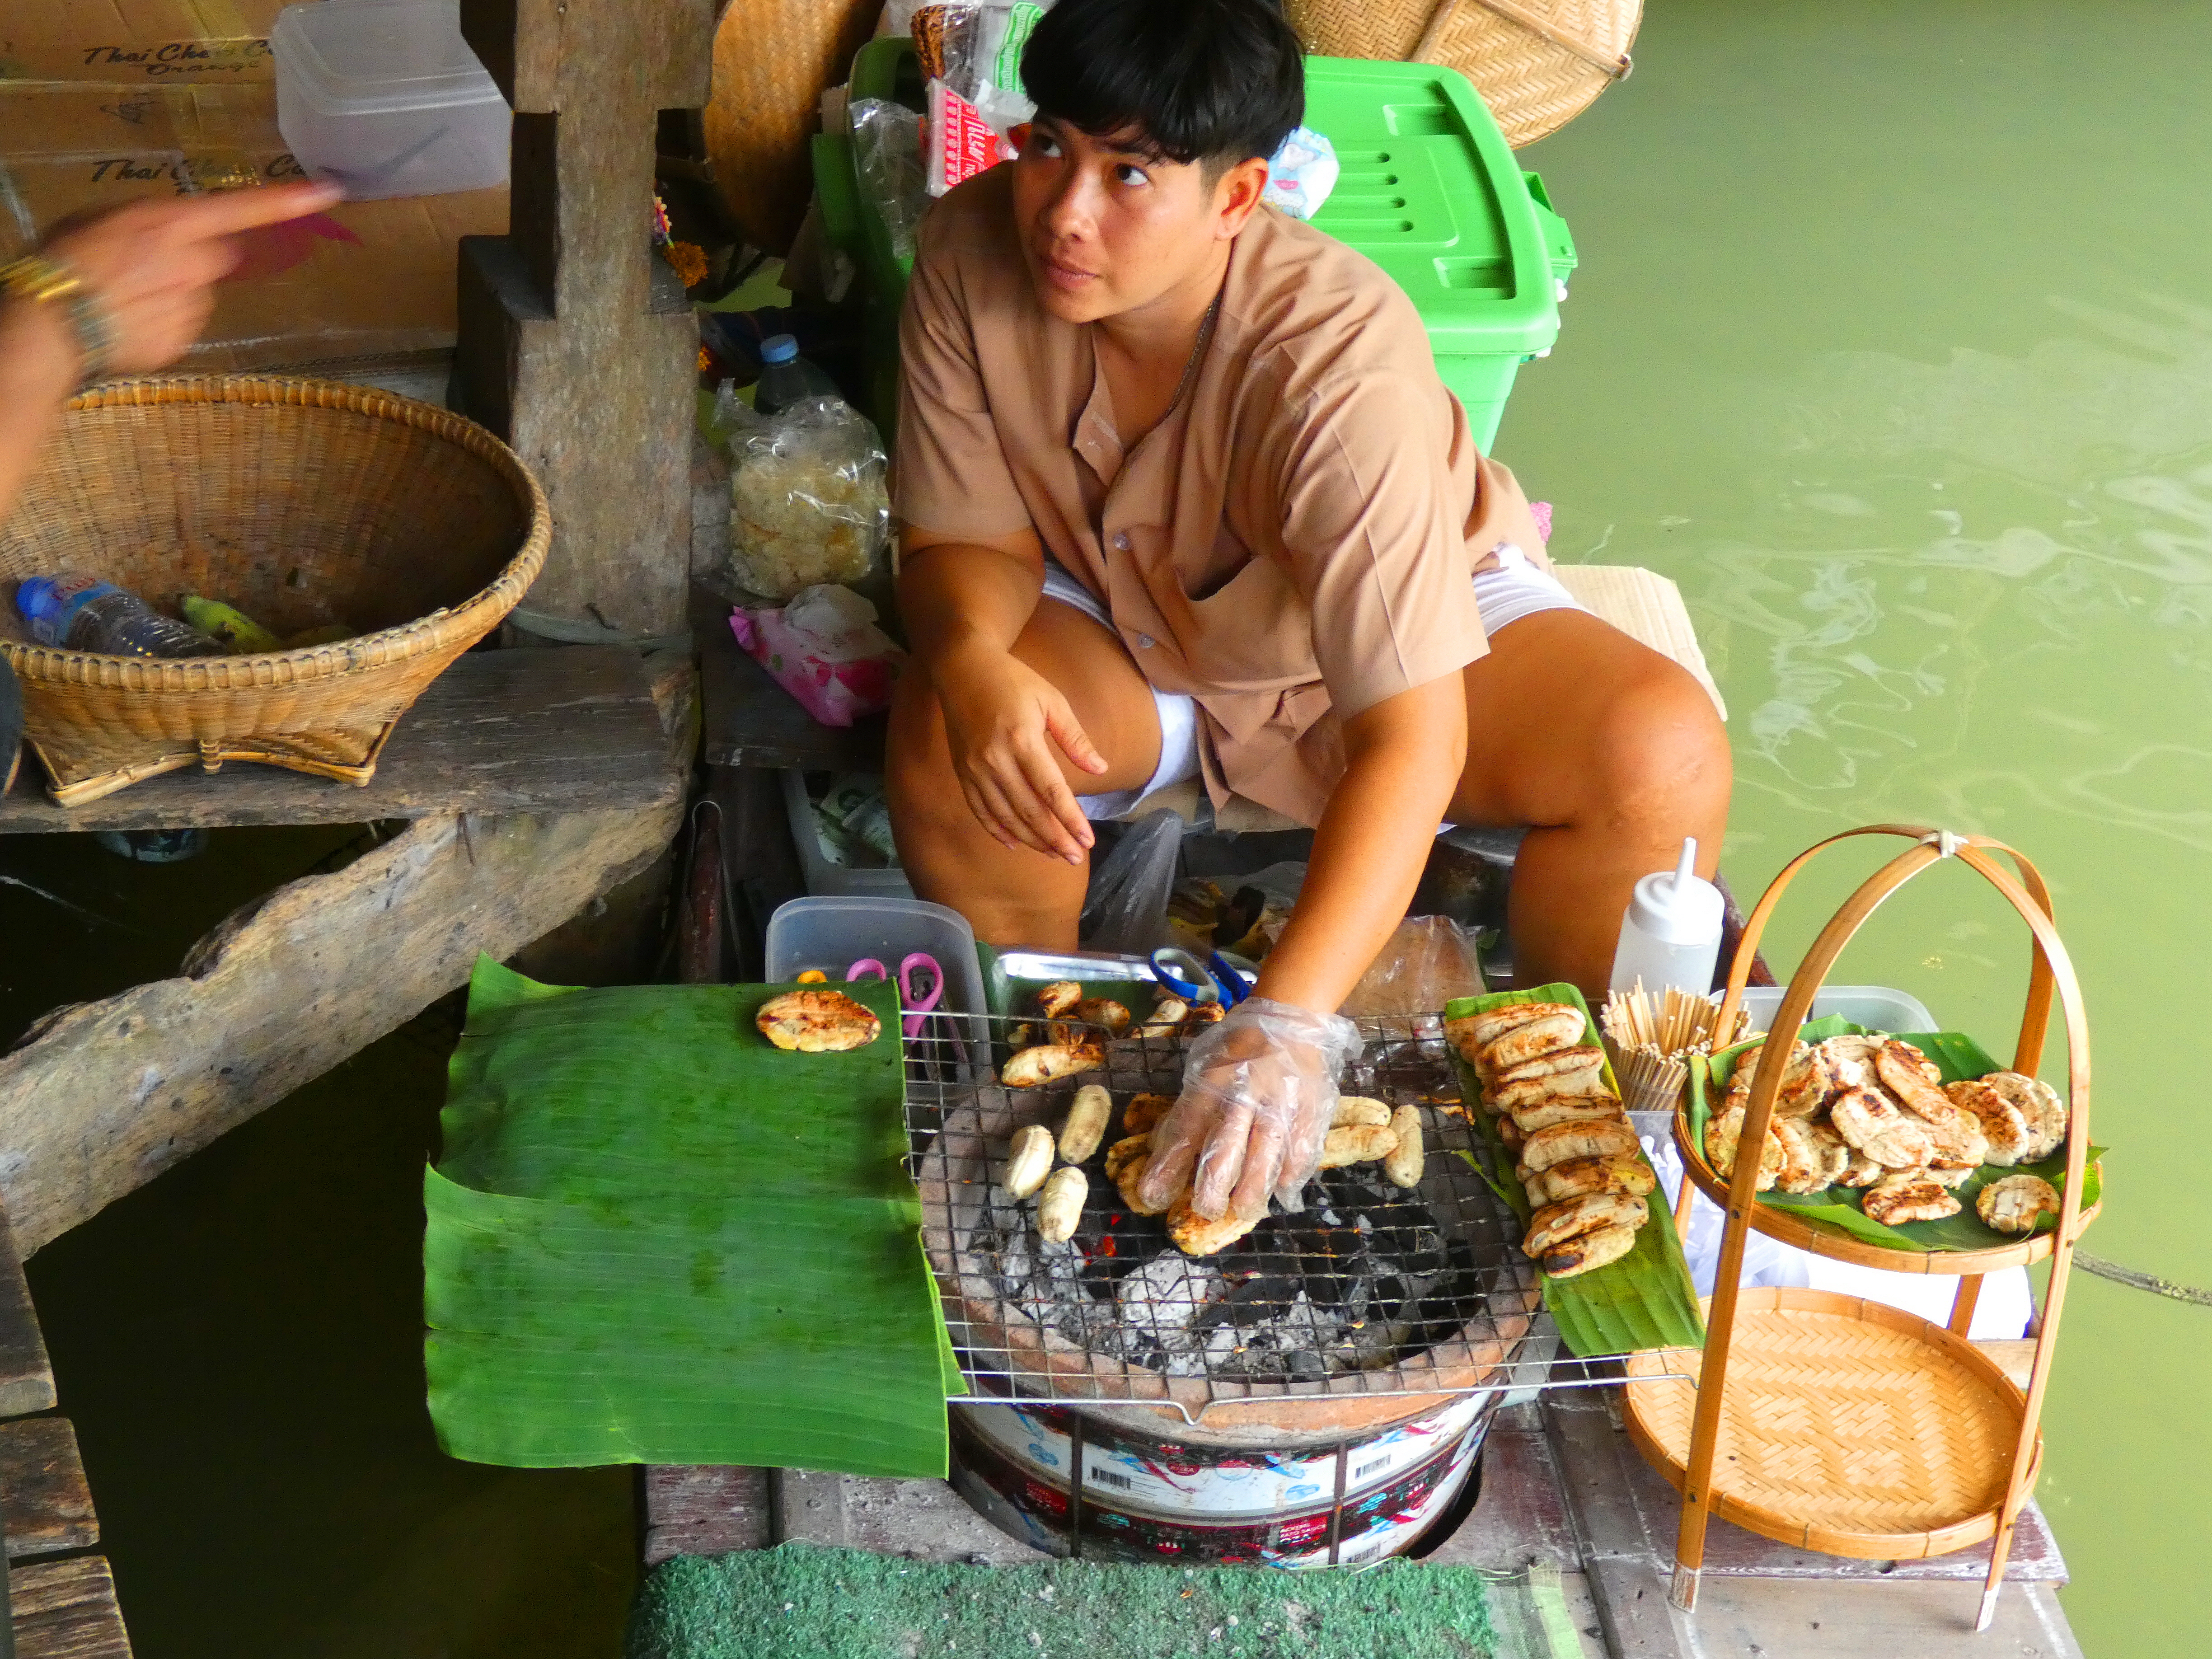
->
[[705, 0, 881, 256], [1622, 1288, 2039, 1560], [0, 377, 549, 807], [1285, 0, 1640, 148]]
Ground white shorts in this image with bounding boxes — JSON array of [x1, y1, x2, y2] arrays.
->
[[1044, 544, 1584, 821]]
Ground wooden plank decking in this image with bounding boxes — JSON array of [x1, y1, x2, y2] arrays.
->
[[0, 645, 681, 834], [0, 1204, 128, 1656]]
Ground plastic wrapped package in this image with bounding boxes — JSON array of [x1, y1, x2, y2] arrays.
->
[[1078, 807, 1183, 955], [710, 388, 891, 601], [1338, 915, 1486, 1017], [849, 97, 927, 260], [916, 0, 1052, 194], [729, 583, 906, 727], [1135, 997, 1365, 1225]]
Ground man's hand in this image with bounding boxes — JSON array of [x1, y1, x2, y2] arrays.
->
[[39, 183, 344, 376], [931, 637, 1108, 864]]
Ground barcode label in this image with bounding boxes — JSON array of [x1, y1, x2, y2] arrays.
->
[[1340, 1532, 1388, 1561], [1353, 1457, 1394, 1484], [1087, 1466, 1133, 1491]]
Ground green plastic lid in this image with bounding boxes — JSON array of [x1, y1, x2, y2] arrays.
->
[[1303, 56, 1569, 359]]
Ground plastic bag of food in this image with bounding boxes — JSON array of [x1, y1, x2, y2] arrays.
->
[[849, 98, 927, 261], [729, 583, 906, 727], [1135, 997, 1365, 1224], [712, 388, 891, 601], [1079, 807, 1183, 955], [1338, 915, 1486, 1017]]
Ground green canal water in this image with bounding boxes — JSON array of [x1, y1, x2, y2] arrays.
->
[[1508, 2, 2212, 1651], [4, 2, 2203, 1653]]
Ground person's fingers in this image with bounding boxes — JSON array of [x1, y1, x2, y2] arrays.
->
[[1231, 1103, 1288, 1222], [1011, 745, 1091, 863], [972, 774, 1045, 853], [956, 773, 1020, 850], [164, 182, 345, 240], [991, 751, 1083, 861], [1188, 1097, 1253, 1220], [1135, 1097, 1207, 1209], [1043, 696, 1111, 776]]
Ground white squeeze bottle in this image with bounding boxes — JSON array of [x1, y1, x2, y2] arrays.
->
[[1607, 837, 1725, 997]]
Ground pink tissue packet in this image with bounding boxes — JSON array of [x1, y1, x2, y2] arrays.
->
[[729, 584, 906, 728]]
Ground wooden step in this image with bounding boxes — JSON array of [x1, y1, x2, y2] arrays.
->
[[2, 1420, 97, 1562], [11, 1557, 130, 1659]]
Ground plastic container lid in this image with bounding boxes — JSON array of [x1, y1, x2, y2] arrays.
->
[[272, 0, 503, 114], [760, 334, 800, 364], [1625, 838, 1725, 946], [1303, 57, 1565, 360]]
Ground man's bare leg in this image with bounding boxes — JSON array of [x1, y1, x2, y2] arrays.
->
[[1451, 610, 1732, 994], [887, 600, 1166, 949]]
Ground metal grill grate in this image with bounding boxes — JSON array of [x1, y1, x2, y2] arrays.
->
[[902, 1010, 1676, 1422]]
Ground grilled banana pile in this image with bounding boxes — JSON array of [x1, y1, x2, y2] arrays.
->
[[1706, 1034, 2066, 1231], [998, 980, 1225, 1087], [1444, 1001, 1656, 1280], [1003, 1086, 1428, 1258]]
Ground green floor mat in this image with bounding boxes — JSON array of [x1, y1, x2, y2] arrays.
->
[[425, 959, 954, 1476], [627, 1542, 1514, 1659]]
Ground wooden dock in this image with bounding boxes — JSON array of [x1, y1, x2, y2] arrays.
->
[[0, 1205, 128, 1657]]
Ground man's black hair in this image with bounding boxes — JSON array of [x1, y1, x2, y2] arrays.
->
[[1020, 0, 1305, 175]]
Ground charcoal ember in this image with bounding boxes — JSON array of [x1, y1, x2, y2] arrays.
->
[[974, 1116, 1485, 1378]]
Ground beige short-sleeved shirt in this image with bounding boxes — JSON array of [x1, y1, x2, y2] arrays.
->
[[895, 166, 1547, 828]]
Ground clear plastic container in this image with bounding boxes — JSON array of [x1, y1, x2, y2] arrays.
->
[[272, 0, 511, 200], [763, 896, 987, 1020]]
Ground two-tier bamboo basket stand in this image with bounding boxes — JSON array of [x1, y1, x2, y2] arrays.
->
[[1620, 824, 2097, 1631]]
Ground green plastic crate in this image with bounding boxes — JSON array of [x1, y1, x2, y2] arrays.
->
[[813, 44, 1576, 450], [1304, 56, 1576, 450]]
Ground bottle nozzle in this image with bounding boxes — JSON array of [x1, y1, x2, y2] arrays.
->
[[1673, 837, 1697, 888]]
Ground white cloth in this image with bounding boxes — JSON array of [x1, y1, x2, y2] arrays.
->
[[1041, 546, 1589, 820], [1642, 1120, 2035, 1339]]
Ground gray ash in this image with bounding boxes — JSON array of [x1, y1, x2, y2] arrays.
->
[[973, 1166, 1485, 1381]]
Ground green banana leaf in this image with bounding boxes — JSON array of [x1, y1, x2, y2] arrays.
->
[[425, 957, 956, 1475], [1443, 987, 1705, 1358], [1686, 1018, 2104, 1253]]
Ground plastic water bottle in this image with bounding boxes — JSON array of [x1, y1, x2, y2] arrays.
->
[[1608, 836, 1725, 998], [15, 574, 225, 658], [751, 334, 840, 417]]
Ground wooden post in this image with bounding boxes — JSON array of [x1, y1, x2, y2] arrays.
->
[[456, 0, 717, 641]]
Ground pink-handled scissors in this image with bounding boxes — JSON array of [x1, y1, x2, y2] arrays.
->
[[845, 953, 946, 1039]]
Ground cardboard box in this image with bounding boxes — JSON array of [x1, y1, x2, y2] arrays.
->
[[0, 78, 508, 370], [0, 0, 285, 86]]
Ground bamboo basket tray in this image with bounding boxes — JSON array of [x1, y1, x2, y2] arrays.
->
[[0, 377, 549, 807], [1622, 1287, 2039, 1559]]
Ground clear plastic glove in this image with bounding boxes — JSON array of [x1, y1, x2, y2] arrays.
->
[[1134, 997, 1364, 1223]]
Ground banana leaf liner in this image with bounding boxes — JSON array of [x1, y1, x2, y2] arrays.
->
[[1684, 1016, 2105, 1253], [1444, 986, 1705, 1358]]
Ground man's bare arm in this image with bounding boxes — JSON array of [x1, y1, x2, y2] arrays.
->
[[900, 526, 1110, 862], [1252, 672, 1468, 1013]]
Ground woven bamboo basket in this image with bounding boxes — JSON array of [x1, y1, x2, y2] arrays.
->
[[705, 0, 881, 257], [1285, 0, 1640, 148], [1631, 824, 2095, 1630], [0, 376, 549, 807], [1623, 1288, 2039, 1559]]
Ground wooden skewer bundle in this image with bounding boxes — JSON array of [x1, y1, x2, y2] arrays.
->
[[1599, 981, 1755, 1115]]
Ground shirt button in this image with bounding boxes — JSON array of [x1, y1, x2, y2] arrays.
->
[[1111, 533, 1130, 552], [1136, 633, 1155, 649]]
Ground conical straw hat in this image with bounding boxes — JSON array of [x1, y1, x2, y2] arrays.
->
[[1285, 0, 1640, 149]]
